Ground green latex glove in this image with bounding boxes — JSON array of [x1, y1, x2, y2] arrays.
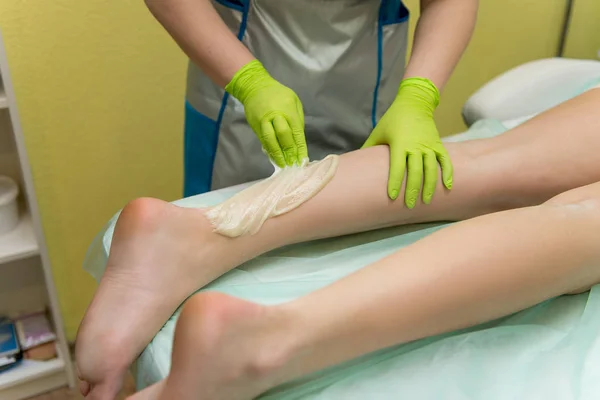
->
[[362, 77, 453, 208], [225, 59, 308, 167]]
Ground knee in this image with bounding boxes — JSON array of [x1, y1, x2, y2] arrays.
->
[[566, 286, 593, 295], [545, 192, 592, 207], [543, 184, 600, 214]]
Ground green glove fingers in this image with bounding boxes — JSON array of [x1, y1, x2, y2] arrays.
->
[[362, 77, 454, 208], [436, 148, 454, 190], [386, 147, 406, 202], [405, 152, 423, 208], [290, 100, 308, 161], [422, 150, 438, 205], [272, 115, 298, 166], [259, 119, 286, 167], [225, 59, 308, 167]]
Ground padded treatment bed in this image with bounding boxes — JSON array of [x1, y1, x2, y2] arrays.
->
[[84, 58, 600, 399]]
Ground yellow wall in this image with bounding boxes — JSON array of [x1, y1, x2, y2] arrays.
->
[[0, 0, 588, 340], [563, 0, 600, 60], [0, 1, 186, 339], [404, 0, 568, 135]]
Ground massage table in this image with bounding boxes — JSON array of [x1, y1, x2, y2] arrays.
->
[[84, 58, 600, 399]]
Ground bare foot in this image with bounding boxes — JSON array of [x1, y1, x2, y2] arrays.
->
[[76, 198, 259, 399], [146, 292, 298, 400], [126, 380, 165, 400]]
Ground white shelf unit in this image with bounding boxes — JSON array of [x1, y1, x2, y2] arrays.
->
[[0, 87, 7, 109], [0, 29, 75, 399], [0, 359, 66, 400], [0, 214, 38, 265]]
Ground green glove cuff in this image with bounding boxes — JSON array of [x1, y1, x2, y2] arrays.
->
[[396, 77, 440, 117], [225, 59, 275, 104]]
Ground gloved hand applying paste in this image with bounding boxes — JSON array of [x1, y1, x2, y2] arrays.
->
[[362, 77, 453, 208], [226, 59, 308, 167]]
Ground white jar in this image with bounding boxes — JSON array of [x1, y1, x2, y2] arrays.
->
[[0, 176, 19, 236]]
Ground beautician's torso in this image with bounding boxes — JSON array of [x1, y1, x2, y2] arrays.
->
[[184, 0, 410, 196]]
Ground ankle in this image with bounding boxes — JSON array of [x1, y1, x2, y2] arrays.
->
[[246, 305, 305, 381]]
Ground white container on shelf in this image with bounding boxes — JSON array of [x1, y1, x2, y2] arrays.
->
[[0, 175, 19, 235]]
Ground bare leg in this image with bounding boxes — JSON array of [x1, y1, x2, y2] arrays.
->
[[77, 89, 600, 398], [149, 181, 600, 400]]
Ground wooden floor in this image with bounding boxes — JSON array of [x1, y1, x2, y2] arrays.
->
[[27, 371, 136, 400]]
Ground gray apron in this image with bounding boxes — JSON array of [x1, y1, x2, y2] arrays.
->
[[183, 0, 410, 196]]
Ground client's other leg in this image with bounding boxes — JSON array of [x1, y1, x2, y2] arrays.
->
[[77, 88, 600, 398], [148, 181, 600, 400]]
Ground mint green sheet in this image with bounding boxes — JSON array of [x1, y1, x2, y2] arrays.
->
[[83, 85, 600, 399]]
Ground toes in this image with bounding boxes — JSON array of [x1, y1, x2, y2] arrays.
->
[[82, 374, 125, 400], [125, 380, 166, 400], [79, 379, 91, 396], [87, 382, 119, 400]]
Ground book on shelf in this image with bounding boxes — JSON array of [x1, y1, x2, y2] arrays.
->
[[0, 317, 21, 372], [14, 311, 57, 361], [24, 341, 57, 361], [15, 311, 57, 350]]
